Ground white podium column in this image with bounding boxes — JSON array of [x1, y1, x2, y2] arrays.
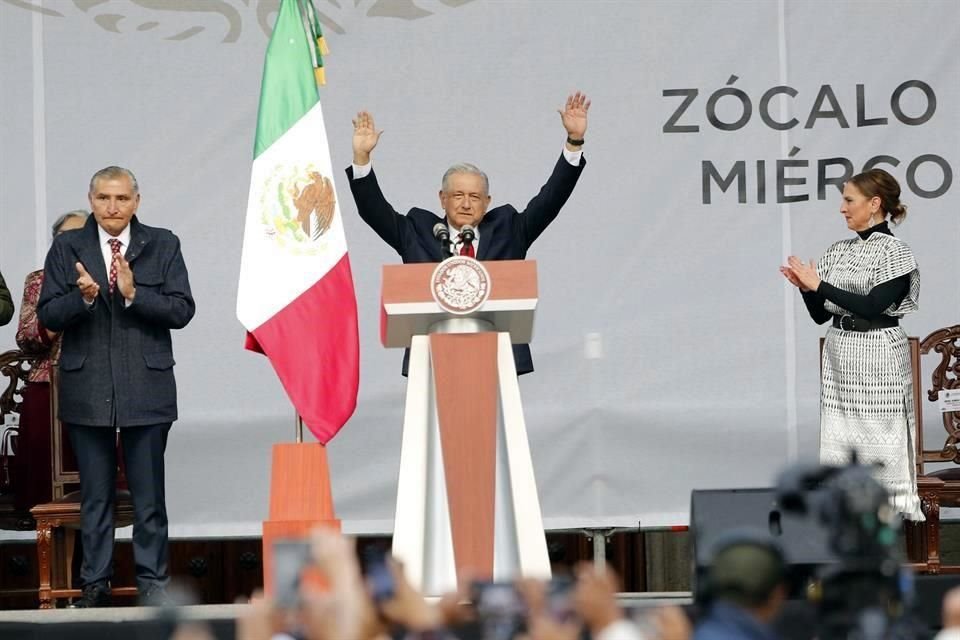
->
[[391, 327, 549, 594]]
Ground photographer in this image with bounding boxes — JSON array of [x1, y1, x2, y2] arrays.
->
[[934, 587, 960, 640], [693, 532, 786, 640]]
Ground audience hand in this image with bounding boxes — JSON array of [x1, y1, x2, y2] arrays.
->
[[307, 529, 374, 640], [573, 563, 624, 637], [519, 578, 580, 640], [236, 591, 284, 640], [377, 557, 441, 632], [648, 605, 692, 640], [526, 614, 580, 640], [436, 572, 476, 628]]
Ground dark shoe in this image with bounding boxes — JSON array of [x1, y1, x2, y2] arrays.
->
[[139, 583, 174, 607], [69, 583, 112, 608]]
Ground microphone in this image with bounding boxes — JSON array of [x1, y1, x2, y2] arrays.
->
[[460, 225, 476, 244], [433, 223, 452, 255]]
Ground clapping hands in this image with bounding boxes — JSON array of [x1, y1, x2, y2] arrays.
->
[[75, 262, 99, 303], [113, 253, 136, 301], [780, 256, 820, 292]]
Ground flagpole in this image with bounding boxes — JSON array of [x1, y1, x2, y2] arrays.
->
[[256, 0, 343, 598]]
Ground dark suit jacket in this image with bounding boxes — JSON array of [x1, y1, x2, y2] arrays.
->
[[37, 215, 195, 427], [346, 153, 586, 374]]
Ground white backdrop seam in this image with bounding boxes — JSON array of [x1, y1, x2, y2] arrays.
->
[[778, 0, 799, 463], [32, 1, 47, 265]]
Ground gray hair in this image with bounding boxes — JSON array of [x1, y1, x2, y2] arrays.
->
[[89, 166, 139, 194], [441, 163, 489, 195], [51, 210, 89, 239]]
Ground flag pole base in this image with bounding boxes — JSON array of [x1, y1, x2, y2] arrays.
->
[[261, 442, 340, 596]]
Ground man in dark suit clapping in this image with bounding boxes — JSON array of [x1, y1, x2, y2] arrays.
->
[[38, 166, 195, 607]]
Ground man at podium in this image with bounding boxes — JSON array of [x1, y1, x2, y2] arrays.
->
[[345, 92, 590, 374]]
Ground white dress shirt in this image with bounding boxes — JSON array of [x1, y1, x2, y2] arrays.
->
[[83, 224, 133, 307], [98, 224, 131, 273], [448, 223, 479, 257]]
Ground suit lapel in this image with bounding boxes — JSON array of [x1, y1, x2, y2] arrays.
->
[[475, 218, 491, 261], [423, 214, 446, 262], [126, 216, 150, 264]]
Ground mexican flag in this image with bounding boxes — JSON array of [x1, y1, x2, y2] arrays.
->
[[237, 0, 358, 443]]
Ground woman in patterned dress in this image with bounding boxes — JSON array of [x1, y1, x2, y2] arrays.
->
[[780, 169, 923, 521], [11, 210, 87, 510]]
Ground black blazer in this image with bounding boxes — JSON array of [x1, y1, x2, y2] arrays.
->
[[347, 153, 586, 374], [37, 215, 195, 427]]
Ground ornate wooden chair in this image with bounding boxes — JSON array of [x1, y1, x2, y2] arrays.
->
[[0, 348, 38, 532], [905, 324, 960, 574]]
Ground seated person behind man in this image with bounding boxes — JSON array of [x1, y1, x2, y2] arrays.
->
[[0, 269, 13, 326], [345, 92, 590, 375]]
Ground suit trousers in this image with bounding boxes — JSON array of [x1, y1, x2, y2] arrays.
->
[[67, 423, 171, 592]]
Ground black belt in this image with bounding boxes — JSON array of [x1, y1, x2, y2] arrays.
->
[[832, 314, 899, 331]]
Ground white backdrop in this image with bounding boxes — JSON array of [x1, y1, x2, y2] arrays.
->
[[0, 0, 957, 539]]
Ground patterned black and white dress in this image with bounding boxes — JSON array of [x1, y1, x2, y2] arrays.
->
[[802, 222, 923, 520]]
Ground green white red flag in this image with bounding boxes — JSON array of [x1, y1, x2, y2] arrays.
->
[[237, 0, 358, 443]]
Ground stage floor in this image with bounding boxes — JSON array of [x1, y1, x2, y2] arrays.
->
[[0, 592, 692, 623]]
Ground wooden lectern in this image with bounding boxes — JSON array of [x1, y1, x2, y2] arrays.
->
[[381, 257, 550, 595]]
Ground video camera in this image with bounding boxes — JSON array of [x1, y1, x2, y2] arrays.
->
[[775, 453, 920, 640]]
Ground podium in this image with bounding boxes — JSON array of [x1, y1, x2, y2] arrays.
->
[[382, 257, 550, 594]]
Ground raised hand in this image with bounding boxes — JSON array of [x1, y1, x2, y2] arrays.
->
[[235, 590, 284, 640], [377, 557, 441, 632], [518, 577, 581, 640], [526, 614, 580, 640], [649, 605, 693, 640], [113, 254, 136, 301], [75, 262, 100, 303], [786, 256, 820, 292], [307, 529, 374, 640], [558, 91, 591, 143], [573, 563, 623, 637], [351, 110, 383, 165]]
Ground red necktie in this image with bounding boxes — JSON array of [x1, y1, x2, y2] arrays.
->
[[459, 236, 475, 258], [108, 239, 122, 294]]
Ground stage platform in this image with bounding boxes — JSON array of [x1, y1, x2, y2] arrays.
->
[[0, 593, 691, 640], [0, 579, 952, 640]]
